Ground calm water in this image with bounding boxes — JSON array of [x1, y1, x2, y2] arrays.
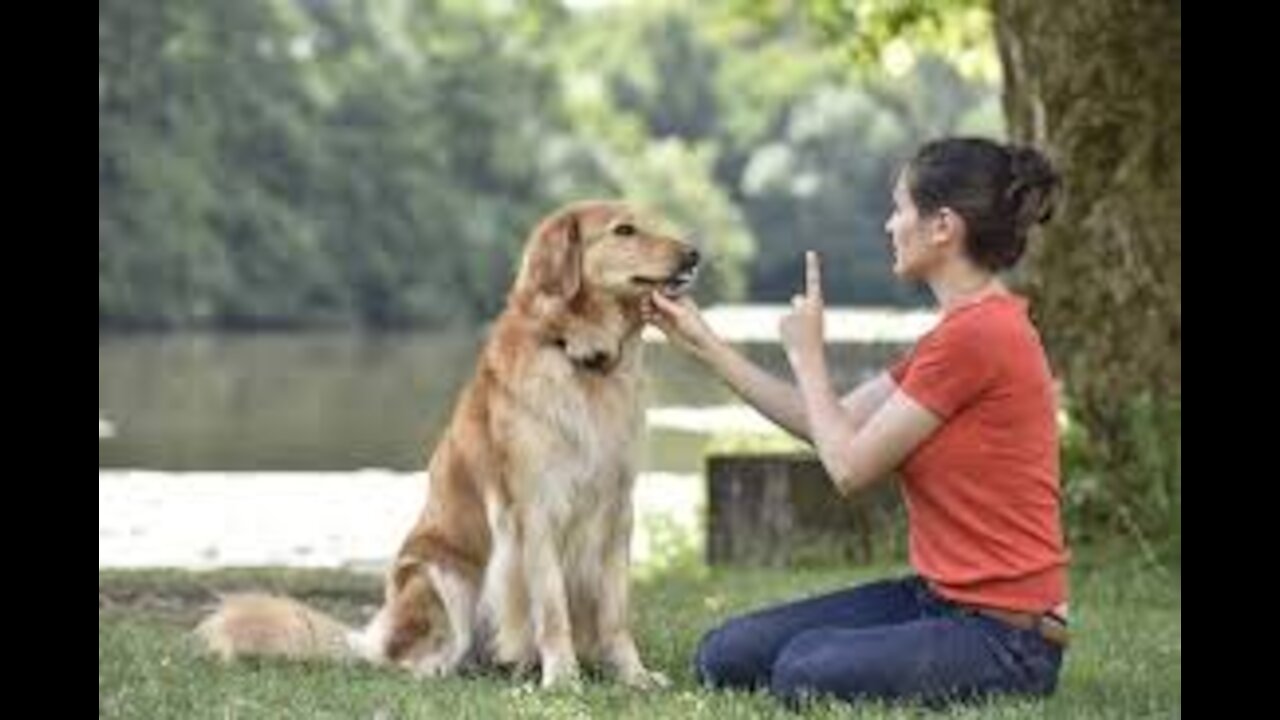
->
[[99, 328, 912, 474]]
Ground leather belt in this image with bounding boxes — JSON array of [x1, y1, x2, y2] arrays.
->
[[972, 606, 1070, 647]]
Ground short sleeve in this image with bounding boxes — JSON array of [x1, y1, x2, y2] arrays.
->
[[895, 322, 996, 419]]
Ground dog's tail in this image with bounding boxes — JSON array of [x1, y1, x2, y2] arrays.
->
[[194, 593, 365, 662]]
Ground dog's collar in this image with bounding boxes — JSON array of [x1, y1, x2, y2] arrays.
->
[[552, 338, 617, 375]]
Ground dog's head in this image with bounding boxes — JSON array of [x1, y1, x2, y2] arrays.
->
[[514, 200, 700, 308]]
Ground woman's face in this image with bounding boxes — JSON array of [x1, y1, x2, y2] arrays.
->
[[885, 174, 947, 281]]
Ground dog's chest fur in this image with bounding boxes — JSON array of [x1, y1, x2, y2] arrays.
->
[[511, 338, 644, 519]]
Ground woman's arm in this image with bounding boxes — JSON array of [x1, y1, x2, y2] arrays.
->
[[644, 293, 897, 442], [644, 292, 811, 439], [781, 252, 941, 495]]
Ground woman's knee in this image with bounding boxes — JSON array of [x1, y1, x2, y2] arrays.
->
[[693, 618, 772, 690], [770, 630, 826, 704], [769, 629, 887, 706]]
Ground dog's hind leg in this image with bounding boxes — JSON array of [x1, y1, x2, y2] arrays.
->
[[411, 564, 480, 678]]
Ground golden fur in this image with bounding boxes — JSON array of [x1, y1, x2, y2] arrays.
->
[[194, 201, 698, 689]]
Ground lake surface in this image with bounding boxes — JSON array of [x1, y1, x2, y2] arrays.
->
[[98, 306, 931, 474]]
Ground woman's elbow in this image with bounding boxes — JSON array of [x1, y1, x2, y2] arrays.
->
[[828, 459, 882, 497], [820, 458, 860, 497]]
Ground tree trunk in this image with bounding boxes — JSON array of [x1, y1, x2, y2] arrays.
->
[[994, 0, 1181, 539]]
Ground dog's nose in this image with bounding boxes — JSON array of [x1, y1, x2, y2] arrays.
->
[[681, 248, 701, 270]]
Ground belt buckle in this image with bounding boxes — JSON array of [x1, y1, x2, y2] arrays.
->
[[1034, 613, 1070, 647]]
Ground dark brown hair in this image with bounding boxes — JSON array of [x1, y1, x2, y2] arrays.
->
[[904, 137, 1061, 271]]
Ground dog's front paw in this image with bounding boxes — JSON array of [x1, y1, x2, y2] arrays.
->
[[540, 654, 582, 690], [621, 667, 670, 691]]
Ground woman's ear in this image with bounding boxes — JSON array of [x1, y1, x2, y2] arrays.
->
[[930, 207, 966, 249]]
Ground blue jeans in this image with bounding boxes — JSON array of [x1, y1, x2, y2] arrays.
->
[[694, 575, 1063, 708]]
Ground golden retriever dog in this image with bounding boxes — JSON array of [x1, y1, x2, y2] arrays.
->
[[195, 200, 699, 689]]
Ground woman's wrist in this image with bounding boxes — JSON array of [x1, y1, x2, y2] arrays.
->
[[697, 333, 734, 371], [792, 348, 832, 398]]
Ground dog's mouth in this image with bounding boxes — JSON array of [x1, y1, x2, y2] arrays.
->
[[630, 267, 698, 297]]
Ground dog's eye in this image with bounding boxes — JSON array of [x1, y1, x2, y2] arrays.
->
[[613, 223, 637, 237]]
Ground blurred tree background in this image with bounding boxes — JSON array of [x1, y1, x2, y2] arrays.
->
[[100, 0, 1004, 329], [100, 0, 1179, 555]]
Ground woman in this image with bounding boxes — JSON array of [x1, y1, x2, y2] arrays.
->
[[643, 137, 1069, 707]]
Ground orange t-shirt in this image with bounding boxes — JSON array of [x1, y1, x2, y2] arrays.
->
[[889, 293, 1068, 613]]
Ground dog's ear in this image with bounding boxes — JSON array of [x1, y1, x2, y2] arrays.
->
[[519, 209, 583, 300]]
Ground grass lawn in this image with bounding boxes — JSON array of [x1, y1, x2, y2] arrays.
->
[[99, 551, 1179, 719]]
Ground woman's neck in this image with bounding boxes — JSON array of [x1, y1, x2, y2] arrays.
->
[[929, 265, 1004, 312]]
